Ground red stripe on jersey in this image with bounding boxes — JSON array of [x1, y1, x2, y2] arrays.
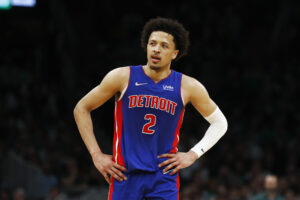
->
[[170, 108, 185, 153], [108, 177, 114, 200], [112, 100, 125, 166], [176, 173, 180, 200]]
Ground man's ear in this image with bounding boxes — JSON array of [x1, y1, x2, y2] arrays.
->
[[172, 50, 179, 60]]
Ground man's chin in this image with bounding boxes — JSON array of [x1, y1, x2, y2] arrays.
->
[[149, 64, 162, 70]]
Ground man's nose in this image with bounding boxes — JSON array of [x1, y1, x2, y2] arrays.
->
[[153, 45, 161, 53]]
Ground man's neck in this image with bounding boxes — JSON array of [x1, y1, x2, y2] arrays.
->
[[143, 64, 171, 83], [266, 192, 277, 200]]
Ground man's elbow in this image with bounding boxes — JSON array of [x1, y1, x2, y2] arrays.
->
[[73, 103, 80, 119], [73, 101, 88, 118]]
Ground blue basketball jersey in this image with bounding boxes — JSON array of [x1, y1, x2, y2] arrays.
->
[[112, 65, 184, 172]]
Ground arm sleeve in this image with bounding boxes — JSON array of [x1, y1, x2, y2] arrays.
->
[[190, 106, 228, 158]]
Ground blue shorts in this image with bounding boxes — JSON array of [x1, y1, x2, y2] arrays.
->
[[108, 170, 180, 200]]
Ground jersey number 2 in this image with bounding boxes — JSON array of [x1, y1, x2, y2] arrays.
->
[[142, 114, 156, 134]]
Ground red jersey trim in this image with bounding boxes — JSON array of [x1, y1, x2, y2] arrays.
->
[[112, 101, 125, 166], [117, 66, 131, 102], [108, 177, 114, 200], [170, 108, 185, 153], [176, 173, 180, 200], [141, 65, 173, 84]]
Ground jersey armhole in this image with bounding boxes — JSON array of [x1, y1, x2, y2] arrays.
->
[[116, 67, 131, 102], [180, 74, 185, 107]]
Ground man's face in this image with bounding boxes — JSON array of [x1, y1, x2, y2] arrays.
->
[[264, 175, 278, 193], [146, 31, 179, 70]]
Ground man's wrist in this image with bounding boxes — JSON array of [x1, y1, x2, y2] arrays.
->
[[90, 150, 103, 158], [188, 150, 199, 161]]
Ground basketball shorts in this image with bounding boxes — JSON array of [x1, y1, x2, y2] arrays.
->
[[108, 170, 180, 200]]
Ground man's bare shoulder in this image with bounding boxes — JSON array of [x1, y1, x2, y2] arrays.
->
[[103, 66, 130, 86], [97, 66, 130, 94], [181, 74, 206, 92], [181, 74, 208, 106], [106, 66, 130, 80], [181, 74, 216, 115]]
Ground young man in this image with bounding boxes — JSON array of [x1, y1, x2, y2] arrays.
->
[[251, 175, 284, 200], [74, 17, 228, 200]]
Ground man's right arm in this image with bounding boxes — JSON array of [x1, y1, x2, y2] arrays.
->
[[73, 67, 129, 184]]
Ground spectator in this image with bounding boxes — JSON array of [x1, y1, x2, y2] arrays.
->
[[250, 175, 285, 200], [12, 188, 26, 200], [0, 190, 10, 200]]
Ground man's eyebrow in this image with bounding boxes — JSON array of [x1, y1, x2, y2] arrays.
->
[[149, 39, 170, 45]]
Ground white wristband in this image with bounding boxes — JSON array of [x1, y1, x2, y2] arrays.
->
[[190, 106, 228, 158]]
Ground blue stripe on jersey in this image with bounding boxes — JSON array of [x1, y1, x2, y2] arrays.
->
[[117, 65, 184, 172]]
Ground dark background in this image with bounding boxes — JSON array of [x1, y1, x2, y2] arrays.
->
[[0, 0, 299, 199]]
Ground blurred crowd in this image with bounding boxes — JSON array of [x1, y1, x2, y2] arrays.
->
[[0, 0, 299, 200]]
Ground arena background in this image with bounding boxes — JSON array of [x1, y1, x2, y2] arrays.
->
[[0, 0, 299, 199]]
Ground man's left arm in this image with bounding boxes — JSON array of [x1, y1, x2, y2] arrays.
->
[[158, 75, 228, 175]]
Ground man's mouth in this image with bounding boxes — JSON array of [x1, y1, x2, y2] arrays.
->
[[151, 55, 161, 63]]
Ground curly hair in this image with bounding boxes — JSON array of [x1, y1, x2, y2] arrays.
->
[[141, 17, 190, 61]]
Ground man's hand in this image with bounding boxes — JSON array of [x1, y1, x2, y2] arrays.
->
[[91, 152, 127, 184], [157, 151, 198, 175]]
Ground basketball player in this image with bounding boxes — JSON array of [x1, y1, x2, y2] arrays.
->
[[74, 17, 228, 200]]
